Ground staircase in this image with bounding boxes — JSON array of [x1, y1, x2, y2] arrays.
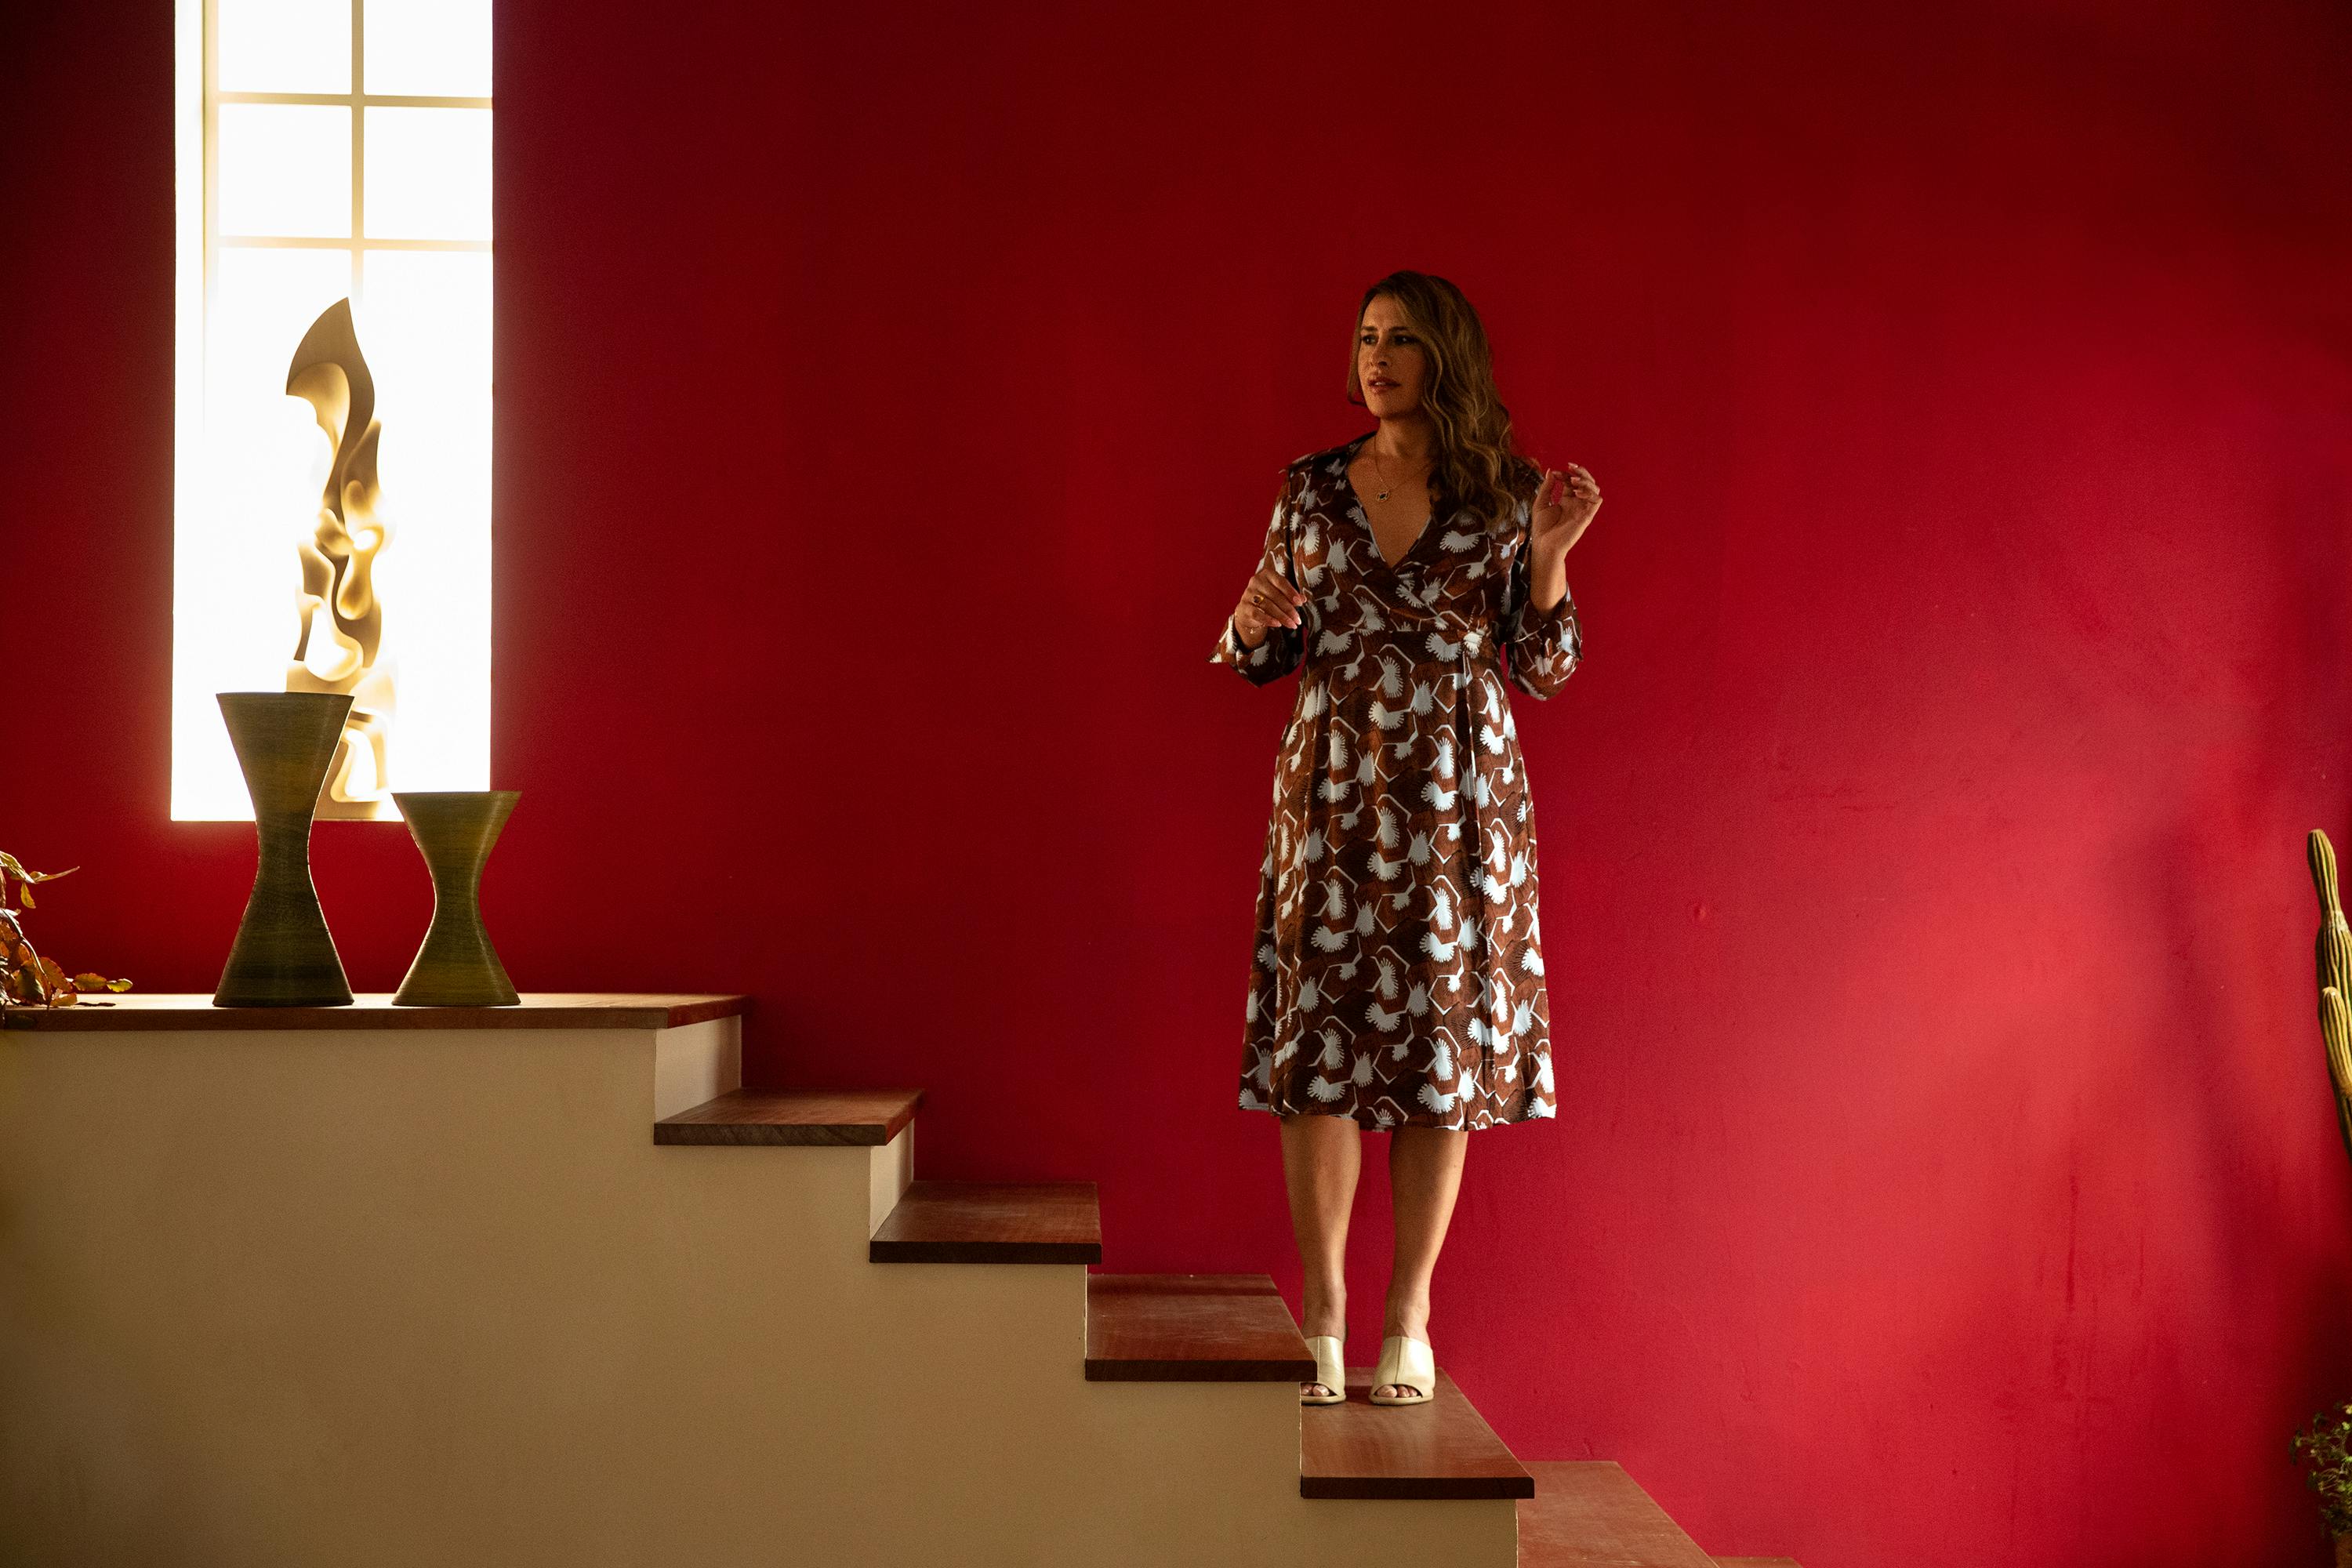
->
[[656, 1085, 1798, 1567], [0, 997, 1795, 1565]]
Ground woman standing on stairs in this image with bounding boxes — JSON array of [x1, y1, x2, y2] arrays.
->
[[1210, 270, 1602, 1409]]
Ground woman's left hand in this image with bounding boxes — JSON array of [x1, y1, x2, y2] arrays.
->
[[1532, 463, 1602, 557]]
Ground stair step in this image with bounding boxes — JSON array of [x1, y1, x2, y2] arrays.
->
[[869, 1180, 1102, 1263], [653, 1087, 922, 1146], [1517, 1461, 1716, 1567], [1298, 1367, 1534, 1500], [1083, 1273, 1317, 1381]]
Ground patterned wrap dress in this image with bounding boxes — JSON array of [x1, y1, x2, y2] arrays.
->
[[1210, 434, 1584, 1131]]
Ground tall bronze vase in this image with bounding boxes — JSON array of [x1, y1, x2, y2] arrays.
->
[[214, 691, 356, 1007], [391, 791, 521, 1007]]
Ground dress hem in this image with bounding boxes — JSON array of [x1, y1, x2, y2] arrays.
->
[[1240, 1100, 1556, 1133]]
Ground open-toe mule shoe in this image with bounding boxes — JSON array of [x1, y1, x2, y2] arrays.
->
[[1301, 1334, 1347, 1406], [1368, 1334, 1435, 1406]]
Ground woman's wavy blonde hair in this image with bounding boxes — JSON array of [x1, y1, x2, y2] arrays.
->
[[1345, 270, 1539, 534]]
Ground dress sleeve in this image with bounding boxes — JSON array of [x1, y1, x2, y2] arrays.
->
[[1501, 498, 1583, 700], [1209, 468, 1305, 686]]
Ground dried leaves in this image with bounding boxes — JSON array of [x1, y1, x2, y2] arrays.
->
[[0, 851, 74, 910], [0, 852, 131, 1009]]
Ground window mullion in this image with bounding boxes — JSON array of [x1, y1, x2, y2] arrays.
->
[[350, 0, 365, 296], [201, 0, 218, 325], [215, 92, 491, 108]]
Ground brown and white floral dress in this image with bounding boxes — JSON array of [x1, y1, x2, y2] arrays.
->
[[1210, 433, 1583, 1131]]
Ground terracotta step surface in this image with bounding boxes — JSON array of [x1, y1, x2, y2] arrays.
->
[[1084, 1273, 1316, 1381], [869, 1180, 1102, 1263], [1517, 1461, 1716, 1567], [653, 1087, 921, 1146], [1298, 1367, 1534, 1500]]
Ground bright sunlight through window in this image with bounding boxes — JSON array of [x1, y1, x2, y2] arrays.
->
[[173, 0, 493, 821]]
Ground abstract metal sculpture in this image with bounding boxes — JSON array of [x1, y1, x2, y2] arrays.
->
[[285, 298, 397, 819]]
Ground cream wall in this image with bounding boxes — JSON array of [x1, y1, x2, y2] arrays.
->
[[0, 1018, 1513, 1566]]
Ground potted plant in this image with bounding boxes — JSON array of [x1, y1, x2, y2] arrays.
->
[[2292, 1402, 2352, 1565]]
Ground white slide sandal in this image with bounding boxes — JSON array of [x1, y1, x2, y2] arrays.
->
[[1368, 1334, 1435, 1406], [1301, 1334, 1346, 1406]]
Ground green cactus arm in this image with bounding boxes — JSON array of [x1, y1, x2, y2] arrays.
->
[[2322, 985, 2352, 1166], [2316, 833, 2352, 1003]]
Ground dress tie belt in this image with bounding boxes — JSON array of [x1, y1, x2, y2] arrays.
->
[[1325, 621, 1499, 680]]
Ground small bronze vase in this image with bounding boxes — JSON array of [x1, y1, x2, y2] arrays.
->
[[214, 691, 356, 1007], [392, 790, 521, 1007]]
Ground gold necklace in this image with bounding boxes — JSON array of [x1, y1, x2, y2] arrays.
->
[[1369, 442, 1431, 503]]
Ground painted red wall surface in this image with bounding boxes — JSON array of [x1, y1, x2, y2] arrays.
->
[[7, 2, 2352, 1562]]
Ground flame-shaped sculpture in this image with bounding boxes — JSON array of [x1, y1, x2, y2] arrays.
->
[[284, 298, 397, 818]]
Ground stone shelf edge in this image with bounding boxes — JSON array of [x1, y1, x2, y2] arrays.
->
[[0, 993, 753, 1032]]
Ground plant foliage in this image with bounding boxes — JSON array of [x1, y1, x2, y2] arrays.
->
[[0, 853, 131, 1007], [2293, 1402, 2352, 1536]]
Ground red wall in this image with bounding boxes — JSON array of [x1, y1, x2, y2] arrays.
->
[[8, 2, 2352, 1562]]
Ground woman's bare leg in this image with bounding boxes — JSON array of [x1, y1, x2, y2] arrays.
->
[[1376, 1125, 1467, 1399], [1279, 1112, 1361, 1399]]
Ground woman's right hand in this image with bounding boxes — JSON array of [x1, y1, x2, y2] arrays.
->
[[1230, 564, 1307, 648]]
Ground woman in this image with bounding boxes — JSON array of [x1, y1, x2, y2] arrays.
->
[[1209, 270, 1602, 1408]]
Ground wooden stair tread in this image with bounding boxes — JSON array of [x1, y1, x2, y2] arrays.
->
[[9, 993, 753, 1032], [1299, 1367, 1533, 1500], [1084, 1273, 1316, 1381], [1517, 1461, 1716, 1567], [654, 1087, 921, 1146], [869, 1180, 1102, 1263]]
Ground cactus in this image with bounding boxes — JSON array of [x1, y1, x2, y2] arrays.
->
[[2309, 831, 2352, 1163]]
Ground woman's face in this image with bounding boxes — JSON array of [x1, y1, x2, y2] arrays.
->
[[1356, 294, 1431, 419]]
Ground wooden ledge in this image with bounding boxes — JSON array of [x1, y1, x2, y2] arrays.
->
[[1518, 1461, 1715, 1566], [1085, 1273, 1316, 1381], [655, 1087, 922, 1147], [1299, 1367, 1533, 1501], [870, 1181, 1102, 1264], [1, 993, 753, 1032]]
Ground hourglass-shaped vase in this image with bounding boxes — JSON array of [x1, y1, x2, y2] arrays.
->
[[392, 790, 521, 1007], [214, 691, 356, 1007]]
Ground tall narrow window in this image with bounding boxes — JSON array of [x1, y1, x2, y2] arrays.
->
[[173, 0, 493, 820]]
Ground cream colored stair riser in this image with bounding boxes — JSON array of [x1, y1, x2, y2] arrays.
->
[[869, 1120, 913, 1233], [651, 1015, 742, 1119]]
